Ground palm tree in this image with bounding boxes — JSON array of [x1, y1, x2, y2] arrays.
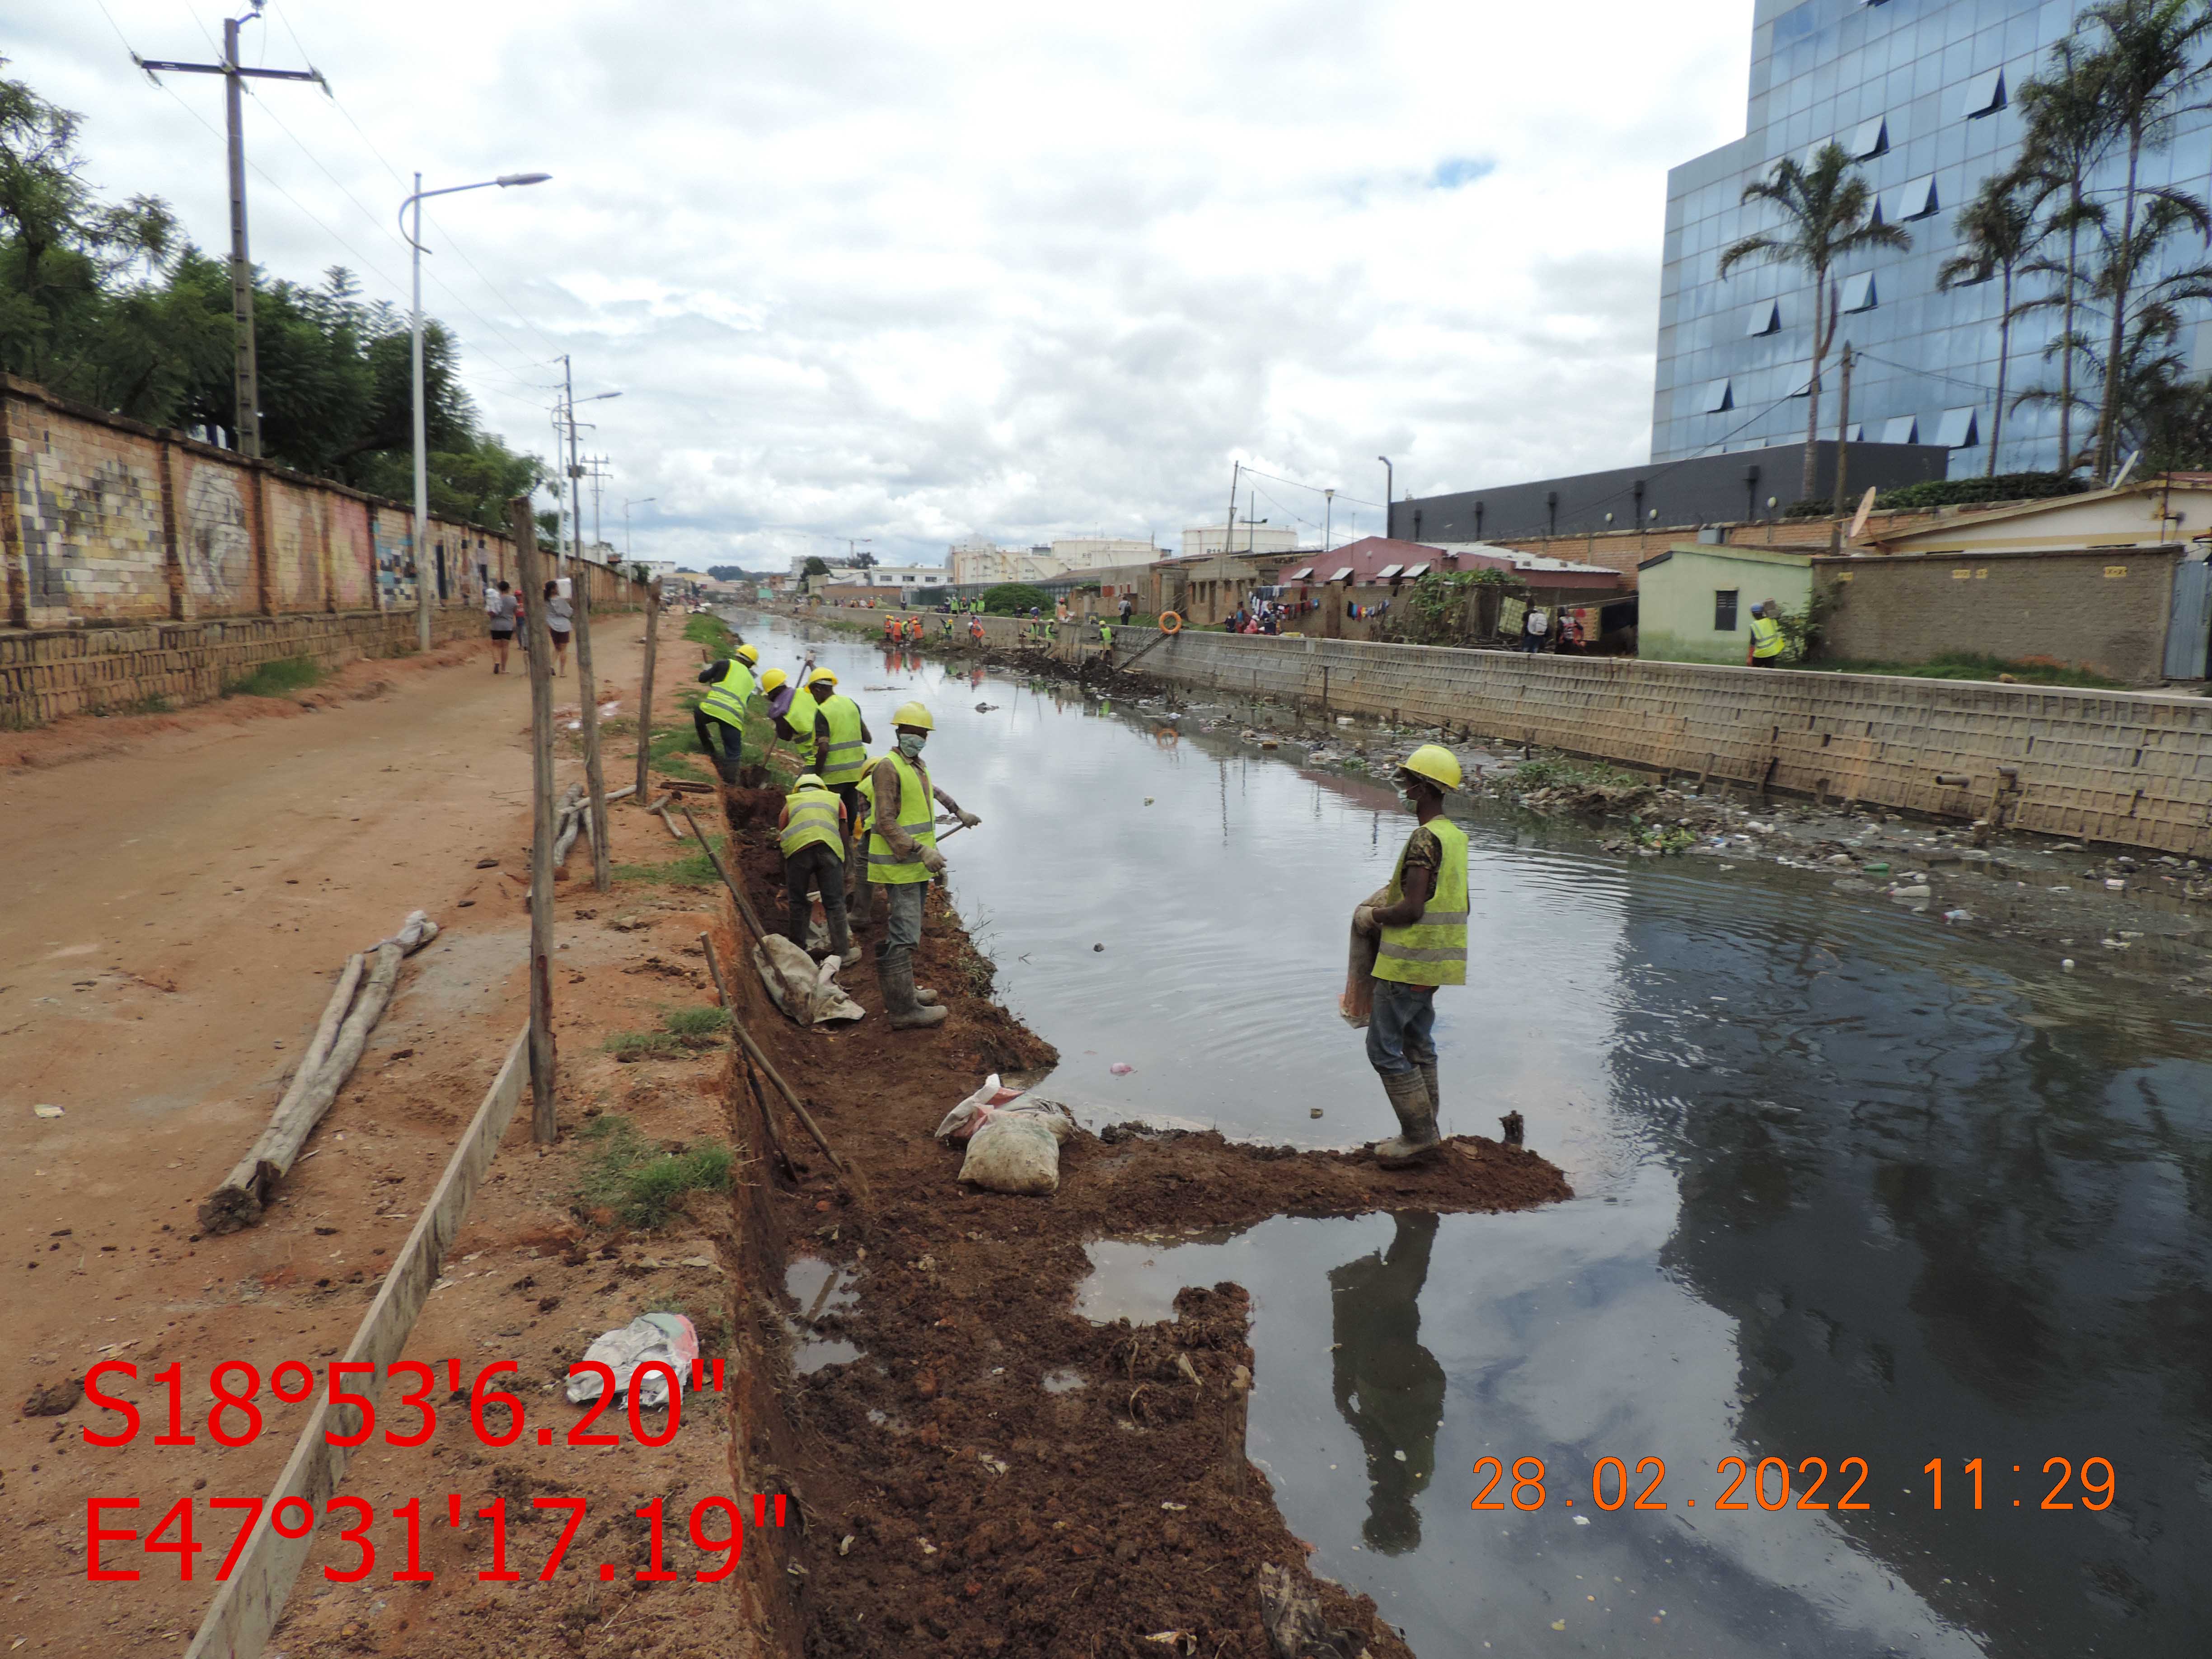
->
[[1938, 171, 2045, 477], [2076, 0, 2212, 478], [2014, 35, 2117, 474], [1719, 142, 1911, 496]]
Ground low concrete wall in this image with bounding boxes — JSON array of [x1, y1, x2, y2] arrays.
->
[[0, 606, 486, 725], [1813, 547, 2182, 685], [793, 605, 2212, 857]]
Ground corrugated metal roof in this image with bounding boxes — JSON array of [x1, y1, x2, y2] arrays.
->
[[1374, 562, 1403, 579]]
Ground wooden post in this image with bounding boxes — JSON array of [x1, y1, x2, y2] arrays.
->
[[572, 559, 612, 891], [513, 497, 558, 1142], [634, 579, 661, 799]]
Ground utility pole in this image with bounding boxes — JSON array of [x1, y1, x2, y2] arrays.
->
[[584, 454, 612, 559], [513, 497, 558, 1142], [136, 3, 325, 459], [1219, 461, 1240, 562], [1239, 513, 1267, 554], [1323, 487, 1335, 553], [1832, 342, 1855, 526], [558, 357, 619, 891], [1377, 457, 1394, 537]]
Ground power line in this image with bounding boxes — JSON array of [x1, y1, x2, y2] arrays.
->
[[1237, 463, 1384, 511]]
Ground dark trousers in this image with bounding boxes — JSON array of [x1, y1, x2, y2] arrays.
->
[[695, 709, 743, 783], [783, 842, 848, 949]]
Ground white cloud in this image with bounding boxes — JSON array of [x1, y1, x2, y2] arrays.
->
[[15, 0, 1750, 565]]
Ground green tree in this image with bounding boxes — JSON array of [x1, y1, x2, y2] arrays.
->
[[802, 555, 831, 576], [2075, 0, 2212, 478], [2014, 34, 2117, 474], [1719, 141, 1911, 496], [981, 581, 1048, 614], [1937, 171, 2046, 478]]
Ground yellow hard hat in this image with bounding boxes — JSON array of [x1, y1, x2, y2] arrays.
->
[[891, 700, 934, 731], [759, 668, 789, 694], [805, 666, 837, 689], [734, 643, 759, 665], [793, 773, 825, 791], [1398, 743, 1462, 792]]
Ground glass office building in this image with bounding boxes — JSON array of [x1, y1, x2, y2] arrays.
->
[[1652, 0, 2212, 476]]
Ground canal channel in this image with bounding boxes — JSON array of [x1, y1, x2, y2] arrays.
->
[[733, 608, 2212, 1657]]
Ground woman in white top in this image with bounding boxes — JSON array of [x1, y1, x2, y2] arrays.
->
[[542, 581, 575, 677], [484, 581, 517, 675]]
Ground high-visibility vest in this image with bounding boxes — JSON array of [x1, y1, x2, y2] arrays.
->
[[816, 693, 867, 786], [1749, 614, 1785, 659], [699, 659, 754, 727], [779, 785, 843, 860], [783, 686, 822, 752], [866, 751, 937, 885], [1374, 817, 1469, 988]]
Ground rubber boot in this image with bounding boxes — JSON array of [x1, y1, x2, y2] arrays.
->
[[828, 915, 854, 964], [1418, 1060, 1441, 1130], [1372, 1068, 1441, 1167], [844, 838, 867, 910], [882, 949, 947, 1030]]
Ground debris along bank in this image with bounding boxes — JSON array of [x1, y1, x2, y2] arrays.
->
[[702, 778, 1570, 1658]]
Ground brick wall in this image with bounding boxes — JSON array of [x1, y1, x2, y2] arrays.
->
[[825, 605, 2212, 857], [1813, 548, 2179, 684], [0, 606, 484, 726], [2, 374, 646, 723]]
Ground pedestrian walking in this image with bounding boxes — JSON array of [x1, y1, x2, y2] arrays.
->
[[693, 642, 759, 785], [1351, 745, 1467, 1167], [1119, 595, 1133, 627], [779, 772, 853, 961], [485, 581, 517, 674], [543, 581, 574, 676], [866, 701, 979, 1030]]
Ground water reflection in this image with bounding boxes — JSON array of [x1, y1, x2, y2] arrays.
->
[[1328, 1211, 1444, 1554]]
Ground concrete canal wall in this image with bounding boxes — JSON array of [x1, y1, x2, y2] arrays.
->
[[793, 604, 2212, 858]]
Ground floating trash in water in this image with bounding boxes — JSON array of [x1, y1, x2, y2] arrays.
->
[[1110, 1062, 1134, 1075], [2061, 958, 2076, 970], [33, 1104, 64, 1119]]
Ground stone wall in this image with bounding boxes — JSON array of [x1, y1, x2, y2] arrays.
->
[[830, 605, 2212, 857], [0, 606, 483, 726], [2, 374, 647, 724], [1813, 547, 2181, 685]]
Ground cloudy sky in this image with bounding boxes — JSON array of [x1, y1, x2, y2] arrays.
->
[[19, 1, 1750, 568]]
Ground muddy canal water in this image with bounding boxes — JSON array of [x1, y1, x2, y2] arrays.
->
[[736, 612, 2211, 1657]]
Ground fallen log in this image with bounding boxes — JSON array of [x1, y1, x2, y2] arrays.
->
[[198, 914, 438, 1234]]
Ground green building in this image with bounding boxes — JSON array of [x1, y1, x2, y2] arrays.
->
[[1636, 543, 1811, 666]]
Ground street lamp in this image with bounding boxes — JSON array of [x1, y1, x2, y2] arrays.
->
[[400, 169, 549, 651], [1377, 456, 1393, 539], [623, 497, 656, 564]]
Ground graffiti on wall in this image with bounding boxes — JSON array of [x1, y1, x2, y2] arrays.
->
[[374, 513, 416, 610], [181, 463, 253, 612], [27, 457, 167, 619]]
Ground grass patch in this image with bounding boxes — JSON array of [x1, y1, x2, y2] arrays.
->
[[683, 612, 735, 653], [573, 1114, 733, 1228], [602, 1003, 731, 1061], [613, 832, 728, 889], [222, 656, 322, 698], [661, 1005, 731, 1040], [1805, 652, 2123, 689], [603, 1030, 686, 1060]]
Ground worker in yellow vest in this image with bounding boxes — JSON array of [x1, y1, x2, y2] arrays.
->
[[778, 773, 852, 960], [776, 667, 822, 759], [1352, 744, 1468, 1166], [866, 701, 980, 1029], [795, 668, 874, 898], [1747, 600, 1786, 666], [692, 642, 759, 785]]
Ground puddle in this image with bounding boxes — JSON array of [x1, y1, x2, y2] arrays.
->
[[783, 1256, 861, 1374]]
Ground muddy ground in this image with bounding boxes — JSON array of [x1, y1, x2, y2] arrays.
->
[[704, 785, 1571, 1659]]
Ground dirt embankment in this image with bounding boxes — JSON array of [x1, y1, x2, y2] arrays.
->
[[705, 784, 1570, 1659]]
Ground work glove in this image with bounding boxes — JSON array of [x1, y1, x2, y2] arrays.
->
[[1353, 904, 1380, 938], [957, 810, 981, 829], [921, 847, 947, 876]]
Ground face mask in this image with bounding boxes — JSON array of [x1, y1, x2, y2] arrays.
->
[[898, 731, 927, 759], [1398, 788, 1419, 811]]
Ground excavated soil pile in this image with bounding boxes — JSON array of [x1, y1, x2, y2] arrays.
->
[[709, 788, 1571, 1658]]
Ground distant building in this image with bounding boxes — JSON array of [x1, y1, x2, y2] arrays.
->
[[838, 564, 951, 591], [1182, 524, 1299, 558], [949, 537, 1155, 586]]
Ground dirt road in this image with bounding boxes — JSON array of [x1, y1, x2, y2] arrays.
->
[[0, 617, 767, 1656]]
